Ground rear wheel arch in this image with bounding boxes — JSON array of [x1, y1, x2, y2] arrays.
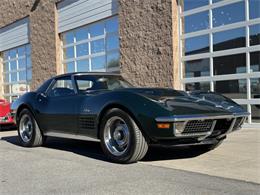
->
[[97, 104, 150, 143]]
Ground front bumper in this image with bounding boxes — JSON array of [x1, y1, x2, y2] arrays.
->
[[152, 112, 249, 142]]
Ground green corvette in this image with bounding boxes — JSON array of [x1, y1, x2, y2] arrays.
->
[[11, 72, 249, 163]]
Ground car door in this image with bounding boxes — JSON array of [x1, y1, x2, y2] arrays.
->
[[36, 76, 79, 134]]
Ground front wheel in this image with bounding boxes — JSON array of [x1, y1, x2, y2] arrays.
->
[[17, 109, 45, 147], [100, 108, 148, 164]]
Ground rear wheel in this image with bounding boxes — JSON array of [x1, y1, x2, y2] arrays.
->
[[100, 108, 148, 163], [17, 109, 45, 147]]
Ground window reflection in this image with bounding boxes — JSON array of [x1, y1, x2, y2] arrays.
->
[[90, 23, 104, 37], [75, 27, 88, 42], [213, 54, 246, 75], [76, 43, 88, 57], [64, 32, 74, 45], [107, 35, 119, 50], [252, 104, 260, 123], [183, 0, 208, 11], [77, 59, 89, 72], [249, 0, 260, 19], [184, 58, 210, 78], [92, 56, 106, 70], [249, 24, 260, 46], [213, 28, 245, 51], [107, 52, 119, 68], [64, 47, 74, 59], [250, 51, 260, 72], [185, 82, 210, 91], [212, 1, 245, 27], [106, 18, 118, 33], [65, 62, 75, 73], [91, 39, 105, 54], [184, 11, 209, 33], [214, 80, 247, 99], [251, 78, 260, 99], [185, 35, 209, 55]]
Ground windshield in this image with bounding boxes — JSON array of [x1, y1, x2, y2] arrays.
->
[[75, 75, 133, 92]]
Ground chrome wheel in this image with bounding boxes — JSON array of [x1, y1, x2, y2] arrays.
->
[[103, 116, 130, 156], [19, 114, 33, 143]]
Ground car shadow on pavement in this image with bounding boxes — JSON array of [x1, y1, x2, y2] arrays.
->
[[1, 135, 209, 162]]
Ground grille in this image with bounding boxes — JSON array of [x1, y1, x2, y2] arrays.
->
[[233, 117, 243, 130], [79, 116, 96, 130], [182, 120, 214, 134]]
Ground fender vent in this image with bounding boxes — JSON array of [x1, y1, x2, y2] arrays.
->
[[79, 116, 96, 130]]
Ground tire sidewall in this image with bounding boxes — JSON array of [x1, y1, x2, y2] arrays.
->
[[17, 109, 37, 147], [100, 109, 139, 163]]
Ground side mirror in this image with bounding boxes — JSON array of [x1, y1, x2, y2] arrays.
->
[[37, 93, 47, 102]]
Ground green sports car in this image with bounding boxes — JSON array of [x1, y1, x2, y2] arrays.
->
[[11, 72, 249, 163]]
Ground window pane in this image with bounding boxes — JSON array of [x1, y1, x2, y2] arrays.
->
[[251, 104, 260, 123], [213, 28, 245, 51], [11, 73, 17, 82], [18, 47, 25, 56], [75, 27, 88, 42], [64, 47, 74, 59], [90, 23, 104, 37], [251, 78, 260, 99], [250, 51, 260, 72], [64, 62, 75, 73], [249, 0, 260, 19], [212, 0, 223, 3], [185, 35, 209, 55], [19, 71, 26, 81], [18, 58, 26, 69], [184, 58, 210, 78], [91, 39, 105, 54], [185, 82, 210, 91], [63, 32, 74, 45], [26, 45, 31, 55], [183, 0, 208, 11], [4, 73, 9, 83], [77, 59, 89, 72], [249, 24, 260, 46], [184, 11, 209, 33], [213, 1, 245, 27], [214, 54, 246, 75], [107, 35, 119, 50], [3, 51, 9, 60], [214, 79, 247, 99], [106, 17, 118, 33], [107, 52, 119, 68], [4, 62, 9, 72], [91, 56, 106, 70], [27, 57, 32, 68], [10, 61, 17, 70], [27, 69, 32, 81], [9, 49, 16, 59], [76, 43, 89, 57]]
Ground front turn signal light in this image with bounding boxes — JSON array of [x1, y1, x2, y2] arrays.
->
[[157, 123, 170, 129]]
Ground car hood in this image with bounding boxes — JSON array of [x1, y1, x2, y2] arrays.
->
[[120, 88, 245, 115]]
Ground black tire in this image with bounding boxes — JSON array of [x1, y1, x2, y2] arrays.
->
[[100, 108, 148, 164], [17, 109, 44, 147]]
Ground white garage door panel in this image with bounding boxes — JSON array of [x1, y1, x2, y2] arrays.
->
[[58, 0, 118, 33], [0, 18, 29, 52]]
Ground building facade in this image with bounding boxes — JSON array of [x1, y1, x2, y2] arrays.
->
[[0, 0, 259, 127]]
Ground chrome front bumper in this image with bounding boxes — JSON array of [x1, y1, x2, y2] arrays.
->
[[155, 112, 250, 140]]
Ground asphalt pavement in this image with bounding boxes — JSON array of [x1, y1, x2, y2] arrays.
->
[[0, 130, 259, 195]]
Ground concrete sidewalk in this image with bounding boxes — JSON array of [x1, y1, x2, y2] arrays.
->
[[142, 128, 260, 184]]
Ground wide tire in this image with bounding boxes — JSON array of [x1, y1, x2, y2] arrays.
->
[[17, 109, 44, 147], [100, 108, 148, 164]]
